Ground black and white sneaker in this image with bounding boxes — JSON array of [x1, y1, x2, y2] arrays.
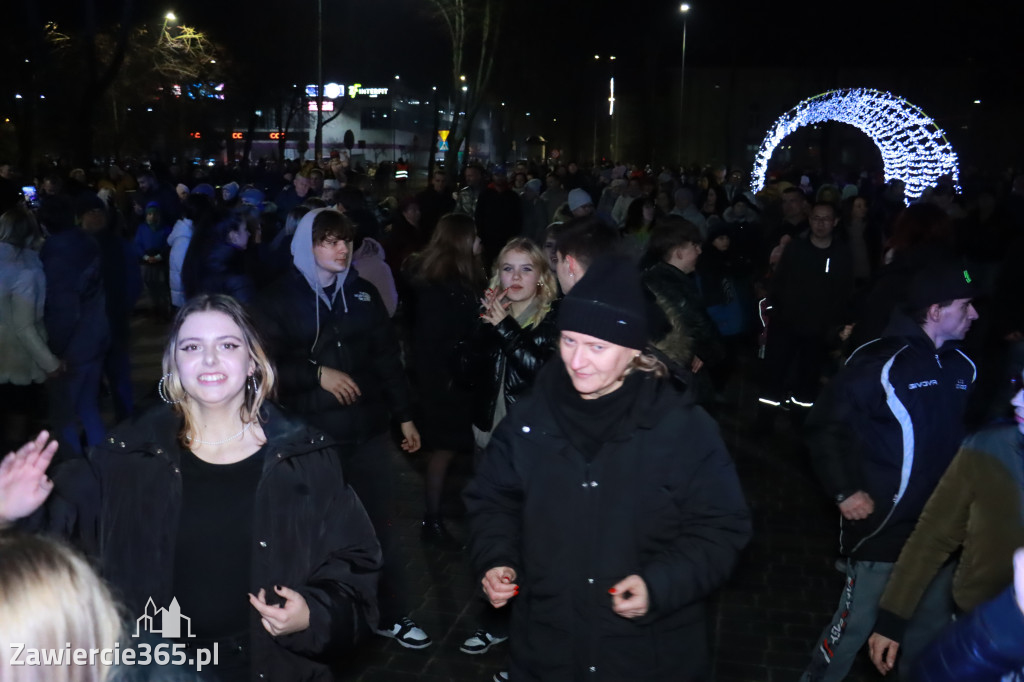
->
[[376, 616, 432, 649], [460, 629, 508, 655]]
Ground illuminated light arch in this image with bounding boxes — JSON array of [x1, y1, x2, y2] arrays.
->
[[751, 88, 959, 201]]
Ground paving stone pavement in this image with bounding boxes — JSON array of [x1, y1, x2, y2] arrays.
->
[[120, 314, 885, 682]]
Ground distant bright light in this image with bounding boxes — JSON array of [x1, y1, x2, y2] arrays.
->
[[526, 112, 531, 117], [751, 88, 960, 202], [973, 99, 981, 104], [432, 86, 437, 91], [209, 59, 216, 64], [461, 85, 467, 92], [323, 82, 342, 99], [394, 74, 400, 80], [460, 75, 466, 82], [609, 77, 615, 116], [609, 55, 616, 60], [165, 11, 177, 21], [594, 55, 600, 60], [680, 4, 691, 12], [14, 94, 22, 99]]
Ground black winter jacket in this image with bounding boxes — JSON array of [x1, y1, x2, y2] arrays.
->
[[35, 403, 382, 682], [806, 313, 976, 561], [252, 266, 414, 445], [463, 304, 559, 431], [770, 233, 855, 336], [464, 362, 751, 681]]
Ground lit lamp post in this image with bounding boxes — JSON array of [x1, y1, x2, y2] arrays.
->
[[678, 3, 690, 165], [393, 74, 400, 163], [592, 55, 616, 164]]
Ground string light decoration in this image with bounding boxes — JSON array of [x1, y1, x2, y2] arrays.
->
[[751, 88, 959, 201]]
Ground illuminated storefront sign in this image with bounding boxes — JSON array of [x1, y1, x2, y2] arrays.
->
[[303, 83, 390, 100]]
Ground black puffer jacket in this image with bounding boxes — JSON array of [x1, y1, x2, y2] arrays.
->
[[464, 362, 751, 681], [36, 403, 382, 682], [463, 304, 559, 432], [252, 265, 413, 446]]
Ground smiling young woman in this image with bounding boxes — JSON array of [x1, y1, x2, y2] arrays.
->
[[0, 294, 382, 682]]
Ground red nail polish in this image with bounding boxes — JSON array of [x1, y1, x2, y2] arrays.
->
[[608, 588, 616, 594]]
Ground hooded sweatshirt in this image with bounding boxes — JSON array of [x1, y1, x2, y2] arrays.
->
[[254, 208, 413, 445]]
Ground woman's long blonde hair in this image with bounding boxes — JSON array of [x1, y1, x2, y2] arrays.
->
[[0, 535, 122, 682], [487, 237, 556, 329], [160, 294, 277, 446]]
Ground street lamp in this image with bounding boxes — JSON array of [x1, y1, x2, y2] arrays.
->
[[164, 11, 177, 22], [678, 3, 690, 164], [592, 55, 617, 164]]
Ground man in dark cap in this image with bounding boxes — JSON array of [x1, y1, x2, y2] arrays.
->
[[800, 260, 980, 682]]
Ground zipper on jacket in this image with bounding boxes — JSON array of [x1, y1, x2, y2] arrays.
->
[[935, 354, 942, 369]]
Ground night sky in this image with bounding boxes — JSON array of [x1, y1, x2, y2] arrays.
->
[[177, 0, 1023, 111], [7, 0, 1023, 167], [32, 1, 1014, 79]]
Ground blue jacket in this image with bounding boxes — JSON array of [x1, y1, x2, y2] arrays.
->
[[39, 228, 110, 365], [806, 313, 976, 561], [913, 584, 1024, 681]]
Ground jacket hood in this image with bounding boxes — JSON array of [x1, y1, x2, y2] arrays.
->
[[101, 402, 339, 469], [0, 241, 41, 264], [291, 207, 349, 311], [883, 310, 964, 353], [168, 218, 193, 244], [354, 236, 385, 262]]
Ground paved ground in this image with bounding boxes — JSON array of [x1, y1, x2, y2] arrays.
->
[[117, 313, 884, 682]]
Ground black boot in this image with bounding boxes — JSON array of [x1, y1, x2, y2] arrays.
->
[[421, 516, 463, 551]]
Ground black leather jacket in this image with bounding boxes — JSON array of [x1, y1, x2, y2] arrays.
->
[[463, 305, 559, 432], [33, 403, 381, 681]]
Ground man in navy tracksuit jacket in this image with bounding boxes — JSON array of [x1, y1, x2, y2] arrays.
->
[[800, 261, 979, 682]]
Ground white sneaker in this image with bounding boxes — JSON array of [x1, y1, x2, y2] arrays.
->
[[460, 629, 508, 654], [493, 673, 509, 682], [376, 616, 432, 649]]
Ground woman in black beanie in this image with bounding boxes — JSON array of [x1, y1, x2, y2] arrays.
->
[[464, 256, 752, 682]]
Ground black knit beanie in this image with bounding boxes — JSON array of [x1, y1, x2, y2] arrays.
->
[[557, 255, 649, 350]]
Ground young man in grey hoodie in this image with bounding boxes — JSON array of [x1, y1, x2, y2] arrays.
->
[[253, 207, 432, 650]]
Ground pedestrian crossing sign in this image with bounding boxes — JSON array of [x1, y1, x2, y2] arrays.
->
[[438, 130, 449, 151]]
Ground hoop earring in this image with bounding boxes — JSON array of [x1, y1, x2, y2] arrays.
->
[[158, 373, 180, 405]]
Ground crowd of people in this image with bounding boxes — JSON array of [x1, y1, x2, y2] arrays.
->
[[1, 152, 1024, 681]]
